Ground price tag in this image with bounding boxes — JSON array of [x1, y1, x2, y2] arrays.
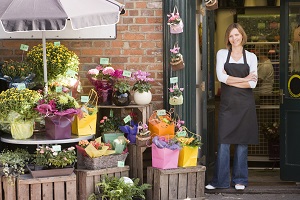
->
[[54, 41, 61, 46], [66, 69, 77, 77], [20, 44, 29, 51], [56, 86, 63, 93], [110, 109, 114, 117], [123, 115, 132, 124], [156, 109, 166, 116], [52, 145, 61, 152], [117, 161, 125, 167], [100, 58, 110, 65], [81, 96, 89, 103], [176, 131, 187, 137], [17, 83, 26, 90], [123, 70, 132, 77], [170, 77, 178, 84]]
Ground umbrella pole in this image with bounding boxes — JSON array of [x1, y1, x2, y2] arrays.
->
[[42, 31, 48, 94]]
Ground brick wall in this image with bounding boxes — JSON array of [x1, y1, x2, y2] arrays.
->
[[0, 0, 164, 110]]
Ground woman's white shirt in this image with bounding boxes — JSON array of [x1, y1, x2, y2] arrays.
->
[[216, 49, 258, 88]]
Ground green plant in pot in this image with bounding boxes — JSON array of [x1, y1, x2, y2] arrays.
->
[[131, 70, 154, 105], [88, 176, 151, 200], [0, 148, 32, 180], [0, 88, 42, 139], [111, 69, 132, 106]]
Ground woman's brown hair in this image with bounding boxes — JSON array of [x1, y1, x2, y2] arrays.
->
[[224, 23, 247, 49]]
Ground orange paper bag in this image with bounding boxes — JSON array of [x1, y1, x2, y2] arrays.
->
[[148, 110, 175, 138]]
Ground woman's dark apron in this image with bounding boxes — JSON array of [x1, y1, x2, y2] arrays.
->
[[218, 49, 258, 144]]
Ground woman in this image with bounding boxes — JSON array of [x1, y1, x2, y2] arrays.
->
[[206, 23, 258, 191]]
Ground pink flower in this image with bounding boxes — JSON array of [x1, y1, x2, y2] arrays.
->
[[96, 65, 103, 71], [102, 67, 115, 75], [100, 119, 105, 123], [170, 47, 180, 54], [103, 116, 108, 120], [169, 88, 174, 92], [88, 68, 99, 75]]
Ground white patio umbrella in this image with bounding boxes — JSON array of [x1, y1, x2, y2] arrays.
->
[[0, 0, 124, 90]]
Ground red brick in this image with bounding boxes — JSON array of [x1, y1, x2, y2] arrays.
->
[[123, 18, 134, 24], [104, 48, 121, 55], [136, 2, 147, 9], [129, 41, 141, 48], [129, 25, 140, 32], [141, 57, 155, 63], [81, 49, 103, 55], [128, 10, 139, 16], [140, 26, 155, 32], [129, 57, 140, 63], [147, 17, 163, 24], [123, 33, 145, 40], [141, 10, 155, 16], [146, 33, 163, 40], [135, 17, 147, 24], [123, 49, 144, 56]]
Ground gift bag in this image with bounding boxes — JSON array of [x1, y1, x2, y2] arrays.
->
[[11, 120, 34, 139], [119, 120, 138, 144], [152, 143, 179, 169], [178, 146, 199, 167], [168, 6, 184, 34], [72, 89, 98, 136], [148, 110, 175, 138], [45, 115, 73, 140]]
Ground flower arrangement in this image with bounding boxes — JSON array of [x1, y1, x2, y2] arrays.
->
[[112, 69, 131, 93], [98, 115, 123, 133], [169, 84, 184, 97], [136, 122, 151, 147], [152, 136, 181, 150], [1, 60, 33, 80], [170, 46, 183, 65], [131, 70, 154, 93], [34, 145, 77, 168], [0, 88, 42, 122], [35, 91, 80, 117], [0, 148, 31, 179], [167, 10, 182, 26], [26, 42, 80, 83], [87, 65, 115, 81], [261, 122, 280, 141]]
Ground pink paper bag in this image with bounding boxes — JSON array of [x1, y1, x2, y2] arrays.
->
[[151, 143, 179, 169]]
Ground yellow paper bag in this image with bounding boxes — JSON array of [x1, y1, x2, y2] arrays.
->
[[72, 89, 98, 135], [178, 146, 198, 167]]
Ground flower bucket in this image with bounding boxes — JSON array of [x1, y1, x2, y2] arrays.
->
[[10, 120, 34, 139], [169, 95, 183, 106], [45, 115, 73, 140]]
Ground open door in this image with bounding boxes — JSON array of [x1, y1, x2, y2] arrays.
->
[[280, 0, 300, 181]]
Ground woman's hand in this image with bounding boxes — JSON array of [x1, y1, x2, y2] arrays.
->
[[245, 71, 257, 82]]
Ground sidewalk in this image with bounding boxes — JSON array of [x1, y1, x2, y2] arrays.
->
[[203, 168, 300, 199]]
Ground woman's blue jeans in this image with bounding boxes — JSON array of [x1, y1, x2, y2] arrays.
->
[[210, 144, 248, 188]]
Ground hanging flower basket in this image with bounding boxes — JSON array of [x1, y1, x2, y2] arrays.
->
[[167, 6, 184, 34], [170, 45, 185, 71]]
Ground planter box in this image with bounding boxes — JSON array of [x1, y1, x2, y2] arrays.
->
[[147, 166, 206, 200], [75, 166, 129, 200], [1, 173, 76, 200], [27, 165, 74, 178]]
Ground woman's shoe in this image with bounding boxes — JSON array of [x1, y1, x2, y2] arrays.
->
[[235, 184, 245, 190], [205, 184, 216, 190]]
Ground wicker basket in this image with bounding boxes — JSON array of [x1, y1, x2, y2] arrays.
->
[[79, 153, 128, 170], [170, 59, 185, 71], [136, 135, 151, 147]]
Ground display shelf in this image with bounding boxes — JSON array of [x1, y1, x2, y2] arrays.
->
[[0, 132, 94, 145]]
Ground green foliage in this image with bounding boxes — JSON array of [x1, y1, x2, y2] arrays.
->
[[114, 80, 131, 93], [88, 176, 151, 200], [0, 148, 32, 178], [99, 115, 123, 133], [1, 60, 33, 78]]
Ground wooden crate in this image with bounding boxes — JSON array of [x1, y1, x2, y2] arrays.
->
[[126, 144, 151, 184], [147, 166, 206, 200], [75, 166, 129, 200], [1, 173, 76, 200]]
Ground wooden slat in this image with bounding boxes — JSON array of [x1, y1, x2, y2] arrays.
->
[[17, 182, 30, 200], [31, 184, 42, 200], [146, 167, 153, 200], [54, 181, 64, 200], [152, 168, 161, 200], [187, 172, 197, 198], [66, 180, 76, 200], [168, 174, 179, 199], [42, 182, 53, 200], [178, 173, 188, 199], [3, 177, 16, 200], [196, 171, 205, 197], [18, 174, 76, 184]]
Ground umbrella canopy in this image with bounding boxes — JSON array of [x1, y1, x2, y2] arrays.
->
[[0, 0, 124, 89]]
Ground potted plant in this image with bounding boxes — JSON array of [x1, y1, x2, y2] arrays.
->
[[167, 6, 184, 34], [0, 60, 35, 88], [26, 42, 80, 85], [0, 148, 32, 181], [169, 84, 184, 105], [35, 91, 80, 139], [88, 176, 151, 200], [87, 65, 115, 105], [111, 69, 132, 106], [0, 88, 42, 139], [261, 121, 280, 160], [131, 70, 154, 105], [98, 115, 124, 143], [28, 145, 76, 178], [136, 122, 151, 147], [170, 45, 185, 71]]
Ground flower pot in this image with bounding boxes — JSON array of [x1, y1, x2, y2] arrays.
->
[[170, 59, 185, 71], [169, 95, 183, 106], [90, 78, 113, 105], [10, 120, 34, 139], [45, 115, 73, 140], [112, 91, 131, 106], [133, 91, 152, 105]]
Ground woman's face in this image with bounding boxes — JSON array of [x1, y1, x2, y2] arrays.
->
[[228, 28, 243, 47]]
